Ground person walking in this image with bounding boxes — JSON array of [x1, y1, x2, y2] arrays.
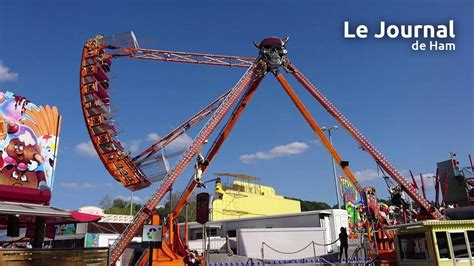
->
[[339, 227, 349, 263]]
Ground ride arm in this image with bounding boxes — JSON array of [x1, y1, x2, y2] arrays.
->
[[109, 61, 265, 264], [165, 74, 264, 230], [274, 71, 363, 192], [107, 47, 255, 68], [284, 60, 444, 220], [133, 87, 233, 164]]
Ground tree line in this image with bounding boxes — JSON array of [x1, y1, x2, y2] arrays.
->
[[99, 193, 336, 222], [99, 192, 197, 224]]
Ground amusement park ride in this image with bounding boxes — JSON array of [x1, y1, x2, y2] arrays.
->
[[80, 32, 446, 264]]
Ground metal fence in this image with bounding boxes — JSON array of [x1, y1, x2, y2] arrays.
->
[[0, 247, 109, 265]]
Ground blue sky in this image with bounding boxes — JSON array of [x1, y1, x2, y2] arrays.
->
[[0, 0, 472, 210]]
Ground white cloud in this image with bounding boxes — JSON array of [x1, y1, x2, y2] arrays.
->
[[354, 168, 436, 189], [240, 141, 309, 164], [0, 61, 18, 82], [122, 139, 147, 153], [115, 195, 143, 203], [74, 141, 97, 157], [60, 182, 114, 189], [146, 132, 160, 142], [412, 172, 436, 188], [78, 132, 193, 158], [353, 168, 382, 182], [145, 132, 192, 151], [126, 139, 142, 153], [167, 133, 193, 151]]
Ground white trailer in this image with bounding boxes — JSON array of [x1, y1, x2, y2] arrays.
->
[[185, 209, 349, 259], [237, 227, 327, 260]]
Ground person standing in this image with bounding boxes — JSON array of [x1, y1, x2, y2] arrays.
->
[[184, 250, 200, 266], [339, 227, 349, 262], [193, 140, 209, 185]]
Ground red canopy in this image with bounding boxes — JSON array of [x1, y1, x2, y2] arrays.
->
[[69, 211, 102, 223], [0, 185, 51, 205]]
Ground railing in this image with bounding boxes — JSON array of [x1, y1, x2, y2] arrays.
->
[[0, 247, 109, 265], [207, 237, 230, 253]]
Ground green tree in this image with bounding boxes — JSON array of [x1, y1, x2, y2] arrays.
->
[[285, 197, 332, 211], [100, 195, 143, 215], [99, 192, 197, 222], [156, 190, 197, 224], [99, 195, 113, 210]]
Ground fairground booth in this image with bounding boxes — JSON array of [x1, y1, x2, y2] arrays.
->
[[0, 91, 107, 264]]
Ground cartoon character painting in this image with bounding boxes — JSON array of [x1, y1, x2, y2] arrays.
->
[[363, 186, 380, 222], [0, 91, 61, 191], [38, 135, 58, 183], [340, 177, 362, 233]]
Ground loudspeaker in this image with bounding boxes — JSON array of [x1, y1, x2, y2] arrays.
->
[[196, 192, 210, 225], [340, 160, 349, 168], [32, 217, 45, 248], [7, 215, 20, 237]]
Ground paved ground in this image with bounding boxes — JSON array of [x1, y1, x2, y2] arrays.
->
[[206, 244, 370, 265]]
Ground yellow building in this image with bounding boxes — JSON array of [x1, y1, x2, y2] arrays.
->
[[211, 174, 301, 221]]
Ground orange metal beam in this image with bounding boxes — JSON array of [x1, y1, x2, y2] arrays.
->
[[147, 70, 265, 264], [204, 76, 264, 164], [110, 62, 263, 264], [169, 75, 264, 221], [285, 61, 443, 220], [164, 75, 264, 231], [164, 179, 196, 235], [274, 71, 363, 192]]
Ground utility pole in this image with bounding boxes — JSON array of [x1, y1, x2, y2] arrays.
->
[[130, 191, 134, 216], [322, 126, 342, 209]]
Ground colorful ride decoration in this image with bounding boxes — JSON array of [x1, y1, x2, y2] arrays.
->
[[340, 176, 361, 233], [340, 176, 358, 203], [0, 91, 61, 204]]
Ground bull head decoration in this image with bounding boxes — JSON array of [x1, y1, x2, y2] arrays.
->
[[254, 37, 289, 71]]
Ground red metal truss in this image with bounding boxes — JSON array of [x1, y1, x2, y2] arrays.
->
[[285, 60, 444, 220], [169, 75, 264, 226], [133, 87, 233, 165], [161, 75, 265, 256], [109, 62, 264, 263], [108, 47, 255, 68]]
